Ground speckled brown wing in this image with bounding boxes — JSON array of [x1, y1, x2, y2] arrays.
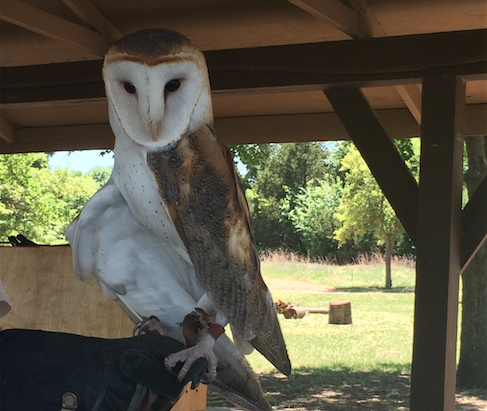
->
[[147, 125, 291, 376]]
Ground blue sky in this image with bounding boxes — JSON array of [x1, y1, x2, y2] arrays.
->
[[49, 150, 114, 173], [49, 149, 247, 175]]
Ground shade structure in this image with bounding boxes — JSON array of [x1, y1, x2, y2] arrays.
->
[[1, 1, 487, 410]]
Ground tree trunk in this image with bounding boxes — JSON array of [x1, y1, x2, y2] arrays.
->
[[457, 135, 487, 389], [384, 230, 396, 289]]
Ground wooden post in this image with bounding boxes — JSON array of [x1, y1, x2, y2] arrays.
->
[[328, 301, 352, 324], [410, 75, 465, 411]]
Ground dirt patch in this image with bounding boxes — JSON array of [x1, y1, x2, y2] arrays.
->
[[263, 276, 334, 293]]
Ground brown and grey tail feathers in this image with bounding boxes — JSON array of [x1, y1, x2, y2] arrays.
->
[[212, 334, 273, 411], [250, 293, 292, 376]]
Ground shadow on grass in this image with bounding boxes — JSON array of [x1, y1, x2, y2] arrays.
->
[[260, 365, 411, 411], [331, 286, 415, 293], [208, 365, 487, 410]]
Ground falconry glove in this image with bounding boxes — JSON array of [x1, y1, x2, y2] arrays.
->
[[0, 329, 207, 411]]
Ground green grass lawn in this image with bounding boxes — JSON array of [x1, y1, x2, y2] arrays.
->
[[248, 292, 414, 374], [261, 258, 416, 291], [208, 260, 486, 410]]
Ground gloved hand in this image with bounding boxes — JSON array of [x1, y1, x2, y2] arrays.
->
[[0, 329, 207, 411]]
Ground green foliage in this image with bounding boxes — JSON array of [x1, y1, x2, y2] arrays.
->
[[289, 176, 342, 259], [241, 140, 416, 262], [88, 166, 113, 189], [247, 142, 331, 253], [0, 153, 101, 244], [334, 145, 402, 247], [229, 144, 271, 186]]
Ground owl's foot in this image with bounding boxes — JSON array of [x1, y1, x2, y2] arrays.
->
[[164, 333, 218, 384]]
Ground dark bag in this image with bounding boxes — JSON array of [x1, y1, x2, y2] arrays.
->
[[0, 329, 206, 411]]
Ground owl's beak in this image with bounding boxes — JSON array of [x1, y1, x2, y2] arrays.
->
[[148, 118, 163, 139], [140, 86, 164, 140]]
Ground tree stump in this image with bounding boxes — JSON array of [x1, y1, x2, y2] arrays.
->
[[329, 301, 352, 324]]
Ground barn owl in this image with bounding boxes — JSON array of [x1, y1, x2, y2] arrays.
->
[[66, 28, 290, 410]]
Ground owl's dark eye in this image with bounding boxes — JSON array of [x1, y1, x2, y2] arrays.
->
[[124, 81, 136, 94], [165, 79, 181, 93]]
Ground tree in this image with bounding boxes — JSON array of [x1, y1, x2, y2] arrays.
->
[[0, 153, 99, 244], [457, 135, 487, 388], [288, 175, 342, 259], [88, 166, 113, 189], [229, 144, 271, 187], [334, 145, 403, 288], [247, 142, 330, 252]]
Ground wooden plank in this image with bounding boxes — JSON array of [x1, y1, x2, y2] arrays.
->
[[171, 383, 207, 411], [461, 174, 487, 272], [0, 115, 14, 143], [410, 75, 465, 411], [324, 87, 419, 243], [0, 108, 422, 153], [206, 29, 487, 93], [0, 246, 134, 337], [1, 29, 486, 104], [0, 0, 108, 56], [12, 124, 115, 153], [287, 0, 362, 38], [62, 0, 123, 42], [2, 105, 486, 154], [396, 84, 422, 124]]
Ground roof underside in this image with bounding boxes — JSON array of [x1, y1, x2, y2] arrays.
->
[[0, 0, 486, 153]]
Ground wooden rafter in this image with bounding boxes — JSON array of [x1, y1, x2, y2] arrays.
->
[[1, 29, 486, 105], [0, 0, 108, 56], [0, 116, 14, 144], [289, 0, 425, 124], [62, 0, 123, 42], [324, 87, 419, 243], [350, 1, 425, 125], [396, 84, 422, 124], [287, 0, 363, 38], [0, 108, 418, 154]]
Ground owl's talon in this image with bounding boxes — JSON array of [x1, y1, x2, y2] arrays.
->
[[133, 321, 143, 336], [164, 334, 217, 383], [133, 315, 163, 336]]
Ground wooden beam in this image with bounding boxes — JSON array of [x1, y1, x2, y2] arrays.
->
[[12, 124, 114, 153], [411, 75, 465, 411], [1, 29, 486, 105], [350, 0, 385, 39], [324, 87, 419, 243], [0, 116, 14, 144], [396, 84, 422, 124], [206, 29, 487, 94], [0, 0, 108, 56], [62, 0, 123, 42], [287, 0, 362, 38], [291, 0, 425, 126], [2, 105, 487, 154], [0, 108, 421, 154], [461, 174, 487, 272], [0, 60, 105, 105]]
